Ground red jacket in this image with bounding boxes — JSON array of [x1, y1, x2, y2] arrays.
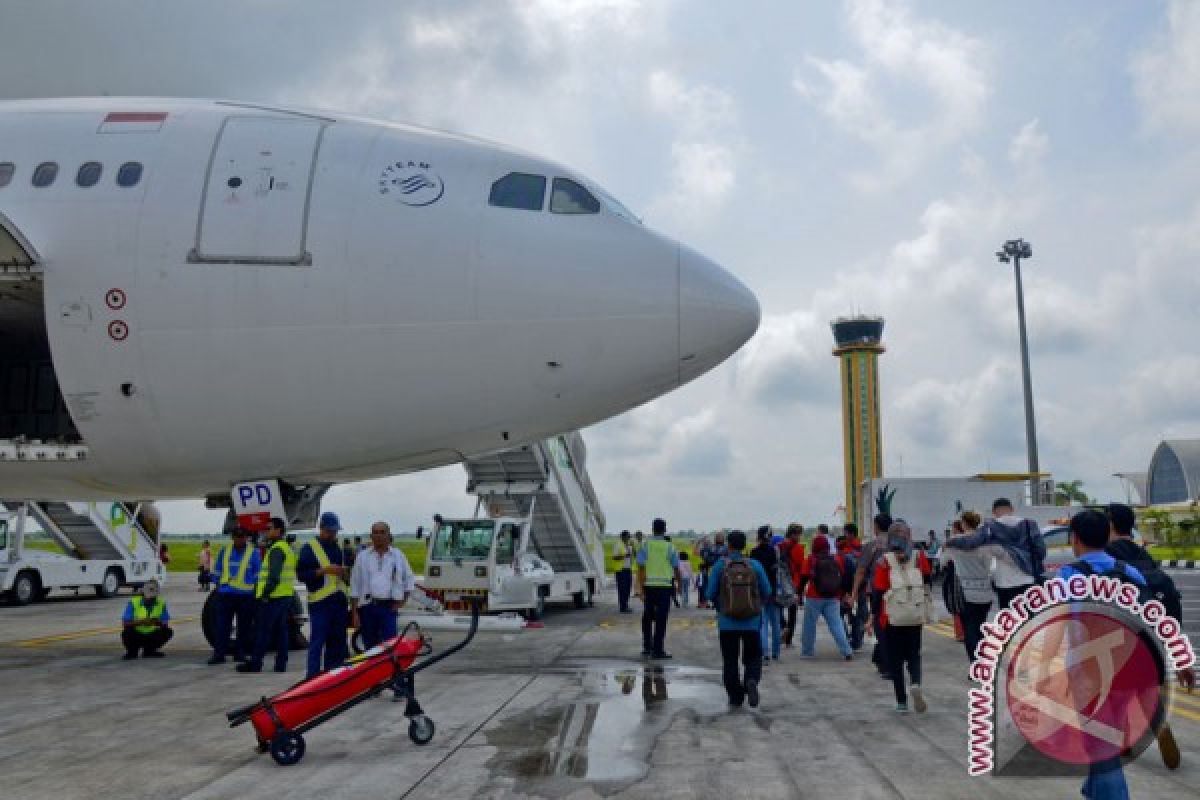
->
[[780, 541, 806, 589], [802, 552, 848, 599]]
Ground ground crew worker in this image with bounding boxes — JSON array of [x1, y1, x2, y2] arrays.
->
[[637, 518, 681, 660], [238, 517, 295, 674], [207, 528, 262, 665], [297, 511, 350, 678], [120, 579, 173, 659], [613, 530, 635, 613], [350, 521, 415, 650]]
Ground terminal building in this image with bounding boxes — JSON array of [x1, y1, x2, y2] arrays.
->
[[1145, 439, 1200, 505]]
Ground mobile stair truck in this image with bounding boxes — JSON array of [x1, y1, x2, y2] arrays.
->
[[0, 501, 165, 605], [422, 432, 607, 620]]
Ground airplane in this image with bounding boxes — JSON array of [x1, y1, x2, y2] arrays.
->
[[0, 97, 759, 525]]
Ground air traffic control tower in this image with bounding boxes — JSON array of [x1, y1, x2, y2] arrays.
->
[[832, 316, 885, 530]]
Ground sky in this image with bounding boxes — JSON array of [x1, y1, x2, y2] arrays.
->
[[2, 0, 1198, 535]]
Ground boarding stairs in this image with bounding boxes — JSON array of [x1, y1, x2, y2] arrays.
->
[[463, 434, 603, 578], [2, 500, 152, 561]]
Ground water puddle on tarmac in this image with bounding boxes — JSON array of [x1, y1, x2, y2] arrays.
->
[[485, 663, 727, 784]]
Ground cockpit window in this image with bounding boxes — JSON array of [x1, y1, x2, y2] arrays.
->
[[489, 172, 546, 211], [594, 185, 641, 224], [549, 177, 600, 215]]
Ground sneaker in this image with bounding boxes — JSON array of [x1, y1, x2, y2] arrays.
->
[[206, 656, 225, 666], [641, 649, 653, 658], [895, 702, 909, 713], [122, 652, 138, 661], [911, 685, 927, 713], [650, 651, 673, 660], [746, 680, 760, 708], [844, 654, 854, 662], [235, 663, 262, 673]]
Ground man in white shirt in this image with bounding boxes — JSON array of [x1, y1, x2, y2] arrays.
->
[[350, 521, 415, 649]]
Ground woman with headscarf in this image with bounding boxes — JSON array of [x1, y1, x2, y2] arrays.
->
[[944, 511, 996, 664], [798, 533, 854, 660], [872, 521, 932, 713]]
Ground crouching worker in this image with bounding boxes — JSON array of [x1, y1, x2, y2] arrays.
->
[[705, 530, 772, 708], [121, 579, 173, 659]]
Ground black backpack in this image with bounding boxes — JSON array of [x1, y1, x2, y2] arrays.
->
[[812, 554, 842, 598], [1107, 540, 1184, 622]]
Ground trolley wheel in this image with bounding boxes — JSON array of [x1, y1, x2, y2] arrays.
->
[[350, 629, 365, 655], [408, 715, 436, 746], [269, 731, 306, 766]]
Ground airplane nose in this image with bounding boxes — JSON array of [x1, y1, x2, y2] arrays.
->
[[678, 244, 761, 382]]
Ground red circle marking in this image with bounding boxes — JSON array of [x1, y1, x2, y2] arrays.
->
[[108, 320, 129, 341], [1005, 611, 1161, 766], [105, 288, 127, 310]]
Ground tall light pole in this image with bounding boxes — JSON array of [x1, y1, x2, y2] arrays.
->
[[995, 238, 1041, 503]]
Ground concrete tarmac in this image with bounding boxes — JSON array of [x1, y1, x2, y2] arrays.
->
[[1, 583, 1198, 799]]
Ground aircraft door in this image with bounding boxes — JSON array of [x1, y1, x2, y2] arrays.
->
[[191, 116, 324, 265]]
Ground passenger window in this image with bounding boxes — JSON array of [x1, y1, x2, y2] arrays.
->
[[76, 162, 103, 188], [32, 162, 58, 188], [116, 162, 143, 188], [489, 172, 546, 211], [549, 177, 600, 214], [0, 163, 13, 188]]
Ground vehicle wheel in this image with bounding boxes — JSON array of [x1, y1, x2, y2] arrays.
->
[[96, 568, 121, 598], [200, 591, 218, 648], [523, 594, 545, 621], [408, 715, 436, 746], [12, 571, 39, 606], [350, 629, 364, 655], [269, 731, 306, 766], [573, 590, 587, 610]]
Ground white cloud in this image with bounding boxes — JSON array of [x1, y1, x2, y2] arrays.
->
[[1132, 0, 1200, 134], [799, 0, 990, 191], [734, 311, 833, 408], [1009, 119, 1049, 169]]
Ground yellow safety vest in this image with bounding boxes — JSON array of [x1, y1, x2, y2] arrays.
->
[[643, 538, 676, 588], [218, 543, 254, 592], [256, 540, 297, 600], [305, 539, 346, 603], [130, 596, 165, 635]]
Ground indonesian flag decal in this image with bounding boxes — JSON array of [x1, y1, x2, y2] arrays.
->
[[98, 111, 167, 134]]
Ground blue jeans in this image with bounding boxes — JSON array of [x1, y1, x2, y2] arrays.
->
[[306, 600, 348, 678], [851, 593, 868, 650], [249, 597, 291, 671], [1082, 760, 1129, 800], [759, 600, 781, 658], [358, 602, 398, 650], [801, 597, 852, 657]]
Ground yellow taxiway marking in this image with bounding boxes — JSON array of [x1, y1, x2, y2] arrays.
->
[[1170, 704, 1200, 724], [1169, 691, 1200, 711], [11, 615, 198, 648]]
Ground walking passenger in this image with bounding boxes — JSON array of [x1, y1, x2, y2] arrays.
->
[[297, 511, 351, 678], [840, 523, 866, 650], [874, 522, 932, 712], [706, 530, 771, 707], [613, 530, 635, 613], [799, 535, 853, 660], [944, 497, 1045, 609], [237, 517, 296, 674], [120, 579, 173, 659], [197, 539, 213, 591], [350, 521, 415, 650], [207, 528, 261, 665], [677, 552, 693, 608], [944, 512, 994, 663], [637, 518, 681, 659], [750, 526, 782, 663], [780, 524, 805, 646], [850, 513, 892, 678]]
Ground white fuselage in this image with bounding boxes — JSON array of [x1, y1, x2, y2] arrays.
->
[[0, 98, 759, 500]]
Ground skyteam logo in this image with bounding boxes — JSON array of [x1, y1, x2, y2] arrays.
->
[[378, 160, 444, 206]]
